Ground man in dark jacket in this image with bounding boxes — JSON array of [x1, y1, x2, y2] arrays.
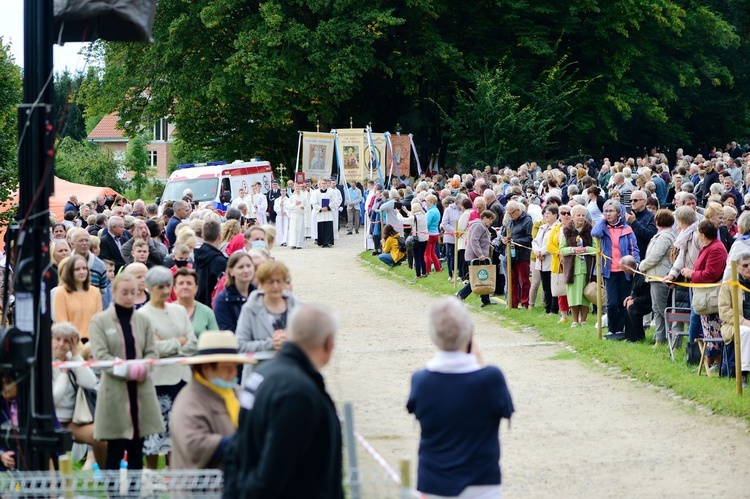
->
[[615, 255, 652, 342], [63, 195, 79, 216], [501, 201, 533, 308], [193, 219, 228, 306], [266, 180, 282, 224], [223, 304, 343, 499], [98, 216, 129, 273], [624, 190, 657, 260]]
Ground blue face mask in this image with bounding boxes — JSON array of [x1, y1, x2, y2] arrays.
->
[[211, 377, 238, 389], [251, 240, 266, 250]]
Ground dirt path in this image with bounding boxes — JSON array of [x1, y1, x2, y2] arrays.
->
[[277, 233, 750, 498]]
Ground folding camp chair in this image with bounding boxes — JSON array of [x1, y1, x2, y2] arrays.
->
[[665, 307, 691, 361]]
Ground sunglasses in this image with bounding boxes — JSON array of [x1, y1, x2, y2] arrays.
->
[[560, 211, 571, 215]]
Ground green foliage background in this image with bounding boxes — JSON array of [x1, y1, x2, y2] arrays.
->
[[0, 39, 21, 218], [49, 1, 750, 170]]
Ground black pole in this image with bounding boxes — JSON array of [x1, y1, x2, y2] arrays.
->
[[16, 0, 63, 471]]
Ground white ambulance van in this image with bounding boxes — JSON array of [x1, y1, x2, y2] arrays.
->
[[160, 160, 274, 213]]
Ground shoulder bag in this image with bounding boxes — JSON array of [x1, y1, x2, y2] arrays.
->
[[692, 285, 720, 315], [68, 371, 97, 425]]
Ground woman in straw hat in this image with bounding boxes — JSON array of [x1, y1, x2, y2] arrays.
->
[[169, 331, 254, 470]]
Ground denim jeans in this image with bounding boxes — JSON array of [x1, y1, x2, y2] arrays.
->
[[458, 281, 490, 304], [378, 253, 395, 266]]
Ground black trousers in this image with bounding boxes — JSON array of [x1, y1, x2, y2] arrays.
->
[[413, 240, 427, 277], [624, 302, 651, 342], [105, 438, 144, 470], [540, 270, 558, 314]]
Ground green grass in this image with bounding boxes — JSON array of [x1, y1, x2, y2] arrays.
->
[[359, 251, 750, 423]]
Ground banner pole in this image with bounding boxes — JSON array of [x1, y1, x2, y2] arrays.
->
[[506, 227, 512, 310], [731, 261, 743, 395], [596, 241, 603, 340], [409, 134, 422, 177], [295, 131, 302, 174]]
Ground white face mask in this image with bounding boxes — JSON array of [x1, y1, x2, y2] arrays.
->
[[251, 240, 266, 250]]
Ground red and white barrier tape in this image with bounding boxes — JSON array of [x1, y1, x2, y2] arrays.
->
[[353, 430, 402, 485], [52, 351, 276, 370]]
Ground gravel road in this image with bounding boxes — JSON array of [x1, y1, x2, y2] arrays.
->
[[277, 232, 750, 498]]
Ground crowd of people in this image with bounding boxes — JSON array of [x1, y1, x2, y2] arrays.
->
[[2, 143, 750, 496], [368, 147, 750, 384], [0, 186, 323, 483]]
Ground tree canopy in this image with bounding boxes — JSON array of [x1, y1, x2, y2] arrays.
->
[[80, 0, 750, 170], [0, 38, 22, 217]]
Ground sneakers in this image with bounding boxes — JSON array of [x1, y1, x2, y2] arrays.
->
[[481, 302, 496, 308], [604, 332, 627, 341], [571, 322, 579, 328], [559, 316, 569, 323]]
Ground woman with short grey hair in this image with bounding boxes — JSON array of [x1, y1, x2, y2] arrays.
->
[[407, 297, 514, 499], [138, 266, 198, 468]]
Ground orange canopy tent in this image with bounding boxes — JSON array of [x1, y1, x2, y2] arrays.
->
[[47, 177, 121, 221], [10, 176, 121, 222]]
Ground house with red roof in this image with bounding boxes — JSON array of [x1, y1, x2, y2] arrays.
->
[[87, 112, 175, 180]]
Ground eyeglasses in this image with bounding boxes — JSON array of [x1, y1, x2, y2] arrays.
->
[[509, 209, 519, 216], [741, 263, 750, 269]]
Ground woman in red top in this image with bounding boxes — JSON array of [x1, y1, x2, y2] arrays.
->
[[680, 220, 728, 374]]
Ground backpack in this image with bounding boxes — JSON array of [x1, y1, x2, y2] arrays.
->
[[397, 236, 407, 253]]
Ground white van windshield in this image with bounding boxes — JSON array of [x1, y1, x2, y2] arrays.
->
[[162, 178, 219, 202]]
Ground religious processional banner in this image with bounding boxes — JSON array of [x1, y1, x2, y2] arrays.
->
[[302, 132, 335, 180], [386, 135, 411, 178], [365, 133, 386, 181], [337, 129, 367, 181]]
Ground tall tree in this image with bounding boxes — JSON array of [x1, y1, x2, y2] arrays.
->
[[79, 0, 750, 170], [54, 137, 127, 192], [0, 38, 22, 221], [54, 70, 87, 141], [124, 132, 152, 198]]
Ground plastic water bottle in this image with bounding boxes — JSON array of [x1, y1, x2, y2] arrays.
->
[[119, 452, 128, 495], [92, 462, 103, 482]]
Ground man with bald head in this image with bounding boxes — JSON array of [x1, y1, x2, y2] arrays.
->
[[618, 255, 652, 342], [224, 304, 343, 499]]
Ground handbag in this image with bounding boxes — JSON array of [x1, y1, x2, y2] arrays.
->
[[69, 372, 97, 425], [551, 272, 567, 297], [468, 258, 496, 296], [692, 285, 719, 315], [583, 281, 606, 304]]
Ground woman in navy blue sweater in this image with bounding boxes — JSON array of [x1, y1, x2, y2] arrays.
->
[[213, 252, 256, 333], [407, 297, 514, 498]]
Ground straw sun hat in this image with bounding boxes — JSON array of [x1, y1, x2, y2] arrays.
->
[[181, 331, 256, 365]]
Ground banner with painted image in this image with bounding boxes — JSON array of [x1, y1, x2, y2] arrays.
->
[[302, 132, 335, 180], [386, 135, 411, 178], [337, 129, 366, 181], [364, 133, 386, 180]]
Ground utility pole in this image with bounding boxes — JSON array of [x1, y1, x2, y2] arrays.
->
[[8, 0, 71, 470]]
